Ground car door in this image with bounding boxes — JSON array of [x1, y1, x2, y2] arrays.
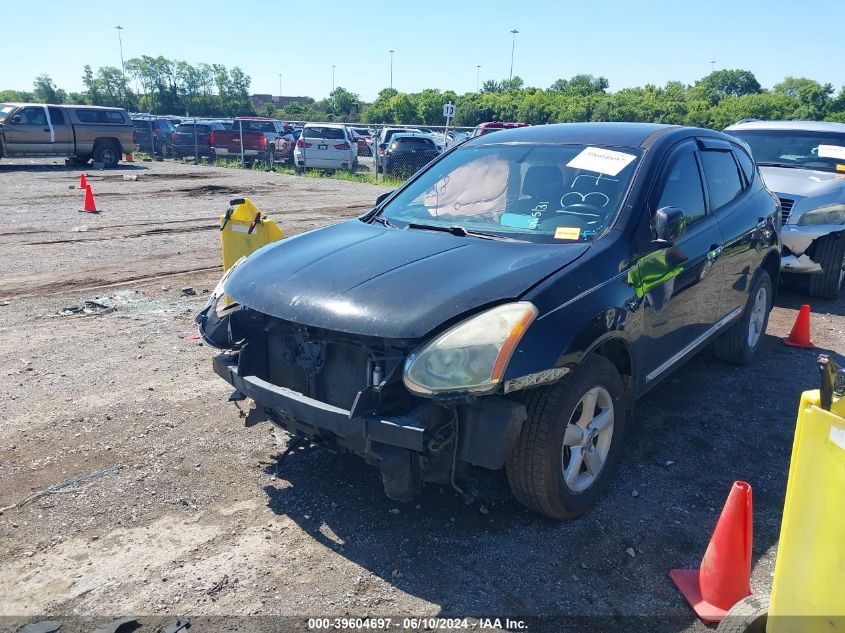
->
[[47, 107, 73, 155], [700, 140, 765, 315], [3, 106, 52, 154], [637, 141, 726, 385]]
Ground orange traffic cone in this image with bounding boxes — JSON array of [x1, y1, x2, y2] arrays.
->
[[124, 153, 134, 162], [783, 304, 814, 349], [79, 184, 99, 214], [78, 173, 88, 189], [669, 481, 753, 623]]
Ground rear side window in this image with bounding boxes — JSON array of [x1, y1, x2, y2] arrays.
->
[[699, 151, 743, 211], [657, 152, 706, 226], [103, 111, 126, 123], [304, 126, 345, 140], [733, 147, 755, 186], [77, 110, 100, 123], [48, 107, 65, 125]]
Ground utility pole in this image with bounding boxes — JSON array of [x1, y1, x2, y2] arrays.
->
[[509, 29, 519, 82], [476, 65, 481, 92], [389, 50, 395, 89], [710, 60, 716, 73]]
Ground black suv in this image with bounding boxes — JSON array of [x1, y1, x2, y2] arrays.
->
[[198, 123, 780, 519], [132, 117, 176, 155]]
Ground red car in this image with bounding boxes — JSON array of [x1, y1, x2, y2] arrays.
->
[[470, 121, 530, 138], [350, 127, 374, 156]]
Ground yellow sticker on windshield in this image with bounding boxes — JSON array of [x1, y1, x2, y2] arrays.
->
[[554, 227, 581, 241], [836, 164, 845, 172]]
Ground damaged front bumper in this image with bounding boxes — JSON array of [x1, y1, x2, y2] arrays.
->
[[212, 353, 525, 501], [781, 224, 843, 274]]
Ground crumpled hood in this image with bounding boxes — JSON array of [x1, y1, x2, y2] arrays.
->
[[760, 166, 845, 200], [224, 219, 588, 339]]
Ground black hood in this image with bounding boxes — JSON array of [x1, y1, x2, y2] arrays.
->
[[224, 220, 588, 339]]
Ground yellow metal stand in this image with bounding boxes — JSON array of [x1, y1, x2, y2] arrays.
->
[[767, 379, 845, 632], [219, 197, 285, 271]]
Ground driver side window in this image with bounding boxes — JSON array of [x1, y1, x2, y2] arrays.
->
[[657, 152, 706, 227]]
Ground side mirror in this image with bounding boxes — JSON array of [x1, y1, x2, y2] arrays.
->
[[375, 190, 394, 207], [9, 114, 21, 124], [653, 206, 686, 244]]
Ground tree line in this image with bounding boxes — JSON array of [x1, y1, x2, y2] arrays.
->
[[3, 62, 845, 130]]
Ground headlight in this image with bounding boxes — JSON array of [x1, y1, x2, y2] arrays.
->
[[206, 256, 246, 317], [797, 204, 845, 226], [403, 302, 538, 396]]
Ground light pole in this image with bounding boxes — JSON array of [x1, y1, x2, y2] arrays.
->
[[509, 29, 519, 82], [389, 50, 395, 89], [278, 73, 282, 99], [476, 65, 481, 92], [332, 65, 336, 94], [115, 26, 125, 78], [710, 60, 716, 73]]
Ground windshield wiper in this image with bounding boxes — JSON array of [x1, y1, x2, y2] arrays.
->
[[371, 215, 397, 229], [406, 222, 524, 242], [756, 162, 805, 169]]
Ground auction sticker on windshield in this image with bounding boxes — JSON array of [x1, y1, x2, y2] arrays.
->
[[818, 145, 845, 161], [554, 227, 581, 240], [566, 146, 637, 176]]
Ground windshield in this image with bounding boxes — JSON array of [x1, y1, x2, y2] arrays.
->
[[377, 143, 641, 243], [0, 104, 15, 124], [729, 129, 845, 174]]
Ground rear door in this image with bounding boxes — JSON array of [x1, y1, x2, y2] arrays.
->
[[638, 141, 726, 385], [700, 140, 767, 315], [47, 107, 73, 154], [4, 106, 53, 154]]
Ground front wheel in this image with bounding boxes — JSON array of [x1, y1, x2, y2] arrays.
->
[[506, 355, 627, 520], [714, 270, 772, 365], [808, 233, 845, 300]]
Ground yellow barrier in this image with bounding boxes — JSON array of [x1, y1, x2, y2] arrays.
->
[[767, 382, 845, 632], [219, 197, 285, 271]]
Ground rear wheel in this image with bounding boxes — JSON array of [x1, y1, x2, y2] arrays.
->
[[808, 233, 845, 300], [506, 355, 627, 520], [715, 270, 772, 365], [715, 595, 769, 633], [92, 142, 120, 168]]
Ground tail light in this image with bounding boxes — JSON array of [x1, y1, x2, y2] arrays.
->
[[259, 135, 267, 147], [378, 143, 387, 154], [296, 139, 312, 148], [334, 143, 350, 150], [209, 131, 216, 145], [153, 129, 160, 137]]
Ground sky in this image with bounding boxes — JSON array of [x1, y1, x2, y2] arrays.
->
[[3, 0, 844, 102]]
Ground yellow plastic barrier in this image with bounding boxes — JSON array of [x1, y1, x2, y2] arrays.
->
[[219, 197, 285, 271], [767, 383, 845, 632]]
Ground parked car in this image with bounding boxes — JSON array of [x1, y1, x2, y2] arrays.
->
[[376, 127, 424, 159], [724, 120, 845, 298], [383, 133, 440, 178], [131, 116, 176, 156], [350, 127, 374, 156], [171, 121, 227, 159], [293, 124, 357, 171], [0, 103, 133, 167], [470, 121, 530, 138], [212, 117, 295, 164], [198, 122, 780, 519]]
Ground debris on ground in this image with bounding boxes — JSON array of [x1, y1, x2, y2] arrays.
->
[[181, 287, 197, 296], [0, 465, 120, 513], [58, 300, 114, 316]]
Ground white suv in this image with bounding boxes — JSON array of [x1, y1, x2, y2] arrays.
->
[[294, 124, 357, 171]]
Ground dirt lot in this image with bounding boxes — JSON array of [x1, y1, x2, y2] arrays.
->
[[0, 157, 842, 633]]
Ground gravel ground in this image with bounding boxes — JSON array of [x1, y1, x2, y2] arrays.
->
[[0, 157, 842, 633]]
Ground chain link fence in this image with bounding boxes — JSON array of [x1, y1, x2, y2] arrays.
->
[[128, 113, 475, 181]]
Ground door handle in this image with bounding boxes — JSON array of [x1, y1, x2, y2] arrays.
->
[[43, 128, 50, 133], [707, 244, 723, 260]]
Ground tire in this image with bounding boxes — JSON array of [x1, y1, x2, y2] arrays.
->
[[715, 595, 769, 633], [808, 233, 845, 300], [714, 270, 772, 365], [506, 355, 627, 520], [92, 142, 120, 168]]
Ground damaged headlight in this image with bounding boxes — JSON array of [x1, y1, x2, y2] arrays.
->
[[403, 302, 538, 396], [797, 204, 845, 226], [196, 257, 246, 348]]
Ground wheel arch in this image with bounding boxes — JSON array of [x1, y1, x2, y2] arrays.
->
[[760, 247, 780, 299]]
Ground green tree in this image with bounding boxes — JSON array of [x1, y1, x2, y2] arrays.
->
[[32, 74, 67, 104], [691, 69, 762, 105], [549, 74, 609, 96], [773, 77, 833, 119]]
